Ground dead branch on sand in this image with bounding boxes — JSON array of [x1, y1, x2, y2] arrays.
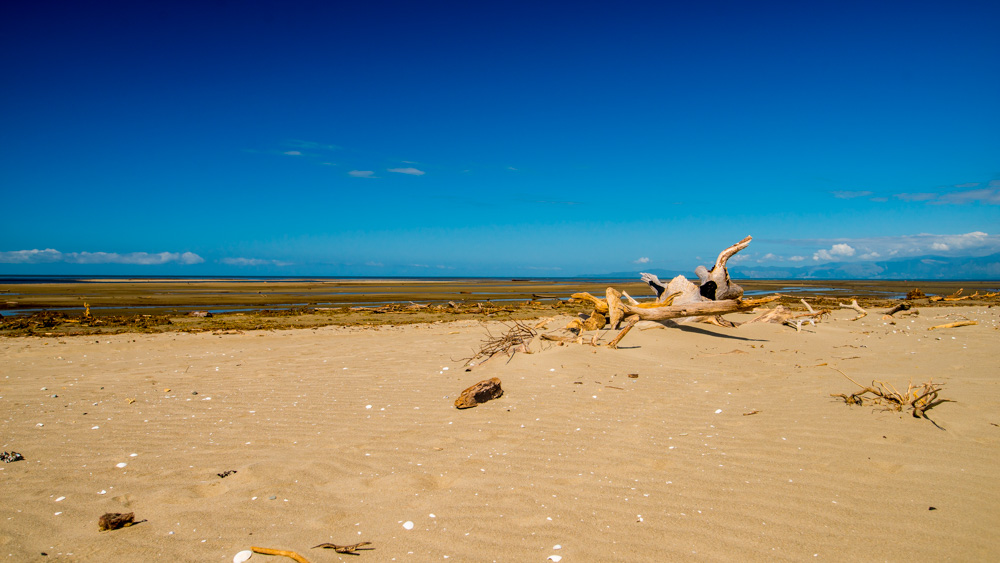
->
[[928, 320, 978, 330], [462, 321, 536, 368], [251, 546, 312, 563], [313, 541, 374, 554], [830, 369, 950, 422], [839, 299, 868, 321]]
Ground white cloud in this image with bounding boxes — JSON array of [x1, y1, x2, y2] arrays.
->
[[0, 248, 63, 263], [778, 231, 998, 262], [0, 249, 204, 265], [348, 170, 376, 178], [283, 150, 302, 156], [760, 253, 778, 261], [634, 257, 650, 264], [387, 167, 425, 176], [813, 243, 855, 261], [220, 257, 293, 267], [788, 255, 805, 262]]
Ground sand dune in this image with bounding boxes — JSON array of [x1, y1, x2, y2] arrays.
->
[[2, 307, 998, 561]]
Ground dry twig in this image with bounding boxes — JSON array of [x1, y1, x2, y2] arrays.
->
[[312, 541, 374, 554], [463, 321, 536, 366]]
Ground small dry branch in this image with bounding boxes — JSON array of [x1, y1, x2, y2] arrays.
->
[[313, 541, 374, 554], [463, 321, 536, 366], [830, 369, 949, 421]]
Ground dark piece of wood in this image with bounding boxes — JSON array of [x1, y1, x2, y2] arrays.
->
[[884, 302, 912, 316], [455, 377, 504, 409], [98, 512, 135, 532]]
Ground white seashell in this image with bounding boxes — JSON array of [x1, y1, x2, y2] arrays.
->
[[715, 409, 722, 414], [116, 462, 127, 468], [403, 521, 414, 530], [548, 556, 562, 562], [233, 550, 253, 563], [553, 545, 561, 549]]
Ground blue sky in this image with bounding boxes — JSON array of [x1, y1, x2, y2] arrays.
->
[[2, 0, 998, 277]]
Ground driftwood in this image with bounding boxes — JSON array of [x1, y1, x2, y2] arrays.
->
[[251, 546, 311, 563], [312, 541, 374, 554], [830, 369, 949, 422], [98, 512, 135, 532], [581, 309, 607, 331], [606, 315, 639, 349], [928, 321, 977, 330], [455, 377, 504, 409], [621, 295, 777, 321], [642, 236, 751, 304], [883, 302, 912, 317], [839, 300, 868, 320], [463, 322, 536, 368], [606, 287, 625, 329], [742, 304, 828, 332]]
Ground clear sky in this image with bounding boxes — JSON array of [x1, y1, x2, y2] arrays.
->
[[2, 0, 998, 277]]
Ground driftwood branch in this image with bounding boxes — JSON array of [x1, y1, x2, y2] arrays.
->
[[883, 302, 912, 317], [252, 546, 312, 563], [839, 299, 868, 321], [928, 321, 977, 330], [606, 315, 639, 349], [312, 541, 374, 554], [621, 295, 778, 321]]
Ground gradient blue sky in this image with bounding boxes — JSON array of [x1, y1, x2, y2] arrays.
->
[[2, 0, 998, 276]]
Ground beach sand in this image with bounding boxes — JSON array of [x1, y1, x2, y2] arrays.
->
[[1, 306, 998, 561]]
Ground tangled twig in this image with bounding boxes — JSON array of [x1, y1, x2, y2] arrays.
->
[[462, 321, 536, 366], [830, 369, 950, 424]]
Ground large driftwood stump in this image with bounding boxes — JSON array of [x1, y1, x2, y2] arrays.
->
[[455, 377, 504, 409], [642, 235, 751, 305]]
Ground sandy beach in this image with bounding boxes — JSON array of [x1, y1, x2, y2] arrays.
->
[[2, 305, 998, 561]]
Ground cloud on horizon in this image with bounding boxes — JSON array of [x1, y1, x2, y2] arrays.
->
[[0, 249, 204, 265], [634, 257, 650, 264], [348, 170, 376, 178], [761, 232, 999, 264]]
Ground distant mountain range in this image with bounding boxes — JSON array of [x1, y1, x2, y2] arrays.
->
[[585, 253, 1000, 280]]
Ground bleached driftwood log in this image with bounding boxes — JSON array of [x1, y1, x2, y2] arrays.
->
[[641, 235, 752, 305], [839, 299, 868, 321]]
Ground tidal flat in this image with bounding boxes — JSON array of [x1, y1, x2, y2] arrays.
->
[[1, 278, 997, 336]]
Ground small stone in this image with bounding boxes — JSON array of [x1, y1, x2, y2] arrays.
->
[[269, 495, 277, 500], [454, 378, 503, 409], [191, 391, 198, 395]]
